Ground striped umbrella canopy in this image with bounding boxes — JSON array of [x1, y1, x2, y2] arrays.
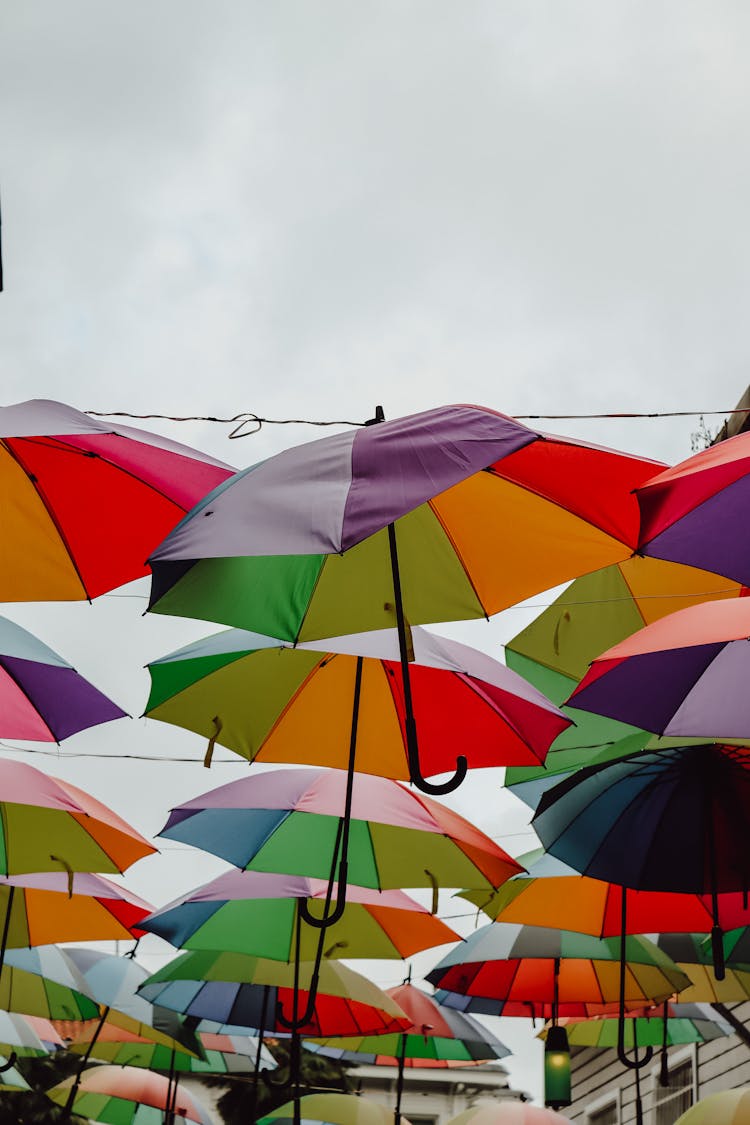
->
[[0, 946, 99, 1021], [0, 1011, 64, 1057], [47, 1064, 213, 1125], [306, 982, 510, 1065], [0, 758, 154, 876], [137, 951, 411, 1037], [145, 625, 570, 777], [0, 614, 126, 741], [148, 404, 659, 640], [141, 871, 459, 961], [539, 1007, 731, 1049], [459, 851, 750, 937], [0, 397, 232, 602], [651, 932, 750, 1004], [158, 767, 522, 893], [0, 871, 151, 947], [67, 1025, 275, 1075], [424, 923, 690, 1015], [258, 1092, 411, 1125]]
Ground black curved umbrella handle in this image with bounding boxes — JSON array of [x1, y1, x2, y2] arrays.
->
[[617, 886, 653, 1071], [298, 861, 348, 929], [0, 1052, 17, 1073], [406, 731, 468, 795], [276, 991, 317, 1031], [617, 1020, 653, 1070]]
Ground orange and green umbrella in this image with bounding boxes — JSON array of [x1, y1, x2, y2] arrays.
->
[[0, 871, 151, 948], [145, 624, 570, 776]]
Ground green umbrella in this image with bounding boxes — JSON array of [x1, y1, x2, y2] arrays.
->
[[258, 1092, 407, 1125], [538, 1008, 731, 1049]]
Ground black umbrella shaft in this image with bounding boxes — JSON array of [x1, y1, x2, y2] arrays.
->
[[394, 1033, 407, 1125], [0, 886, 14, 978], [249, 985, 270, 1122], [62, 1003, 111, 1118]]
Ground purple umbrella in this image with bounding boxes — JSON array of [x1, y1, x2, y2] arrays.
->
[[0, 615, 125, 741]]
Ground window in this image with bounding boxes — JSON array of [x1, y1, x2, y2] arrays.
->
[[585, 1092, 619, 1124], [653, 1058, 694, 1125]]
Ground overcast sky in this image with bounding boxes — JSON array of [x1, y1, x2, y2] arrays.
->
[[2, 0, 750, 1106]]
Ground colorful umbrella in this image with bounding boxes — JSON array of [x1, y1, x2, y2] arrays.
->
[[148, 403, 658, 793], [539, 1005, 732, 1049], [140, 871, 459, 961], [0, 396, 232, 601], [47, 1064, 213, 1125], [568, 597, 750, 739], [459, 850, 750, 937], [0, 614, 126, 741], [145, 624, 570, 775], [0, 1011, 64, 1058], [636, 428, 750, 584], [0, 951, 99, 1021], [652, 932, 750, 1004], [424, 924, 690, 1013], [0, 758, 154, 875], [0, 871, 151, 949], [158, 766, 522, 894], [532, 743, 750, 976], [671, 1086, 750, 1124], [138, 951, 411, 1037], [258, 1092, 410, 1125], [68, 1025, 274, 1075]]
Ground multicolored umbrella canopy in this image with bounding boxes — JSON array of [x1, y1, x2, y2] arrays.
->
[[158, 767, 522, 891], [539, 1007, 732, 1048], [532, 743, 750, 896], [459, 851, 750, 936], [141, 871, 459, 960], [0, 397, 232, 601], [258, 1092, 410, 1125], [0, 949, 99, 1021], [305, 982, 510, 1065], [424, 923, 690, 1014], [636, 429, 750, 585], [145, 625, 570, 776], [0, 758, 154, 875], [0, 871, 152, 946], [47, 1064, 213, 1125], [148, 404, 660, 639], [67, 1026, 274, 1075], [0, 1011, 64, 1057], [568, 598, 750, 739], [138, 951, 412, 1036], [0, 614, 126, 741]]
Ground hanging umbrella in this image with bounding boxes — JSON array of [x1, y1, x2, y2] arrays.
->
[[459, 850, 750, 937], [67, 1025, 275, 1075], [140, 871, 459, 962], [532, 743, 750, 971], [567, 597, 750, 740], [0, 397, 232, 601], [0, 871, 151, 949], [446, 1108, 571, 1125], [0, 614, 126, 741], [636, 428, 750, 585], [671, 1086, 750, 1124], [145, 624, 570, 775], [137, 951, 411, 1038], [652, 932, 750, 1004], [47, 1064, 213, 1125], [0, 758, 155, 875], [0, 1011, 65, 1058], [538, 1007, 732, 1048], [424, 924, 689, 1013], [0, 947, 99, 1021], [258, 1092, 410, 1125], [157, 766, 522, 895], [148, 403, 658, 794]]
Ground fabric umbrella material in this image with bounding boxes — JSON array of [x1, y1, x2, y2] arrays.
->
[[0, 952, 99, 1021], [146, 625, 570, 777], [636, 428, 750, 585], [424, 923, 690, 1013], [0, 614, 126, 741], [672, 1086, 750, 1124], [539, 1009, 732, 1048], [158, 766, 522, 892], [138, 951, 411, 1037], [0, 1011, 64, 1057], [141, 871, 459, 960], [306, 982, 510, 1064], [148, 403, 658, 638], [532, 743, 750, 897], [258, 1092, 410, 1125], [460, 850, 750, 937], [67, 1026, 274, 1075], [47, 1064, 213, 1125], [0, 871, 152, 947], [0, 758, 154, 875], [568, 597, 750, 739], [0, 397, 232, 601]]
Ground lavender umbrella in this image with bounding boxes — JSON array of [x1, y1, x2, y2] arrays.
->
[[0, 615, 125, 741]]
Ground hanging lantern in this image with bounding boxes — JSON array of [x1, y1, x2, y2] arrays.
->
[[544, 1025, 571, 1110]]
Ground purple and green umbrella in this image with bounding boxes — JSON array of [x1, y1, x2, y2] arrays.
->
[[148, 403, 658, 794], [0, 614, 126, 742]]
